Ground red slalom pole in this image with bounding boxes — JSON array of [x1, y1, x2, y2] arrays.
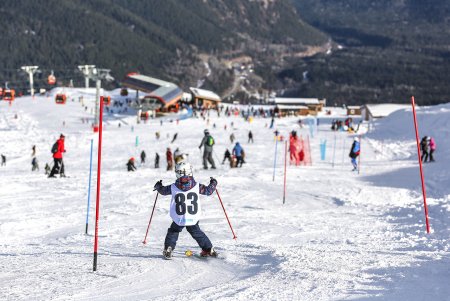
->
[[283, 140, 287, 204], [411, 96, 431, 233], [142, 193, 159, 244], [215, 189, 237, 240], [93, 98, 104, 271]]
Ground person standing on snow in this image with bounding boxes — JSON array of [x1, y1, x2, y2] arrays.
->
[[198, 129, 216, 170], [48, 134, 66, 178], [44, 163, 51, 175], [420, 136, 430, 162], [349, 137, 360, 171], [153, 162, 218, 259], [1, 154, 5, 166], [248, 131, 254, 143], [232, 142, 245, 167], [31, 157, 39, 171], [222, 149, 231, 165], [140, 150, 146, 165], [126, 157, 137, 171], [155, 153, 160, 169], [166, 148, 174, 170], [429, 137, 436, 162]]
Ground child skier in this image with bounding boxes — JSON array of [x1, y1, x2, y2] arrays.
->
[[153, 162, 218, 259]]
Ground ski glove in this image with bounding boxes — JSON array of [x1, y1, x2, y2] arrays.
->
[[153, 180, 162, 191], [209, 177, 218, 186]]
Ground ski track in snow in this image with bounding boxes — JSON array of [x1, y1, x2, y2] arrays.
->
[[0, 93, 449, 301]]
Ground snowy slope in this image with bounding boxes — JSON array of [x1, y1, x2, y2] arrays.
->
[[0, 92, 448, 301]]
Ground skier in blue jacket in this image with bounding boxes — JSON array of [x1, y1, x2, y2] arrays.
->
[[349, 137, 360, 171], [232, 142, 245, 167], [154, 162, 218, 259]]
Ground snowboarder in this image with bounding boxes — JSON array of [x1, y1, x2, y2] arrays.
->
[[248, 131, 253, 143], [48, 134, 66, 178], [199, 129, 216, 169], [222, 149, 231, 165], [140, 150, 146, 164], [31, 157, 39, 171], [1, 154, 6, 166], [155, 153, 160, 169], [126, 157, 137, 171], [349, 137, 360, 171], [32, 145, 36, 157], [429, 137, 436, 162], [232, 142, 245, 167], [153, 161, 218, 259], [166, 148, 174, 170]]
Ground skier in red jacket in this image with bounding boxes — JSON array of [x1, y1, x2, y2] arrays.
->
[[48, 134, 66, 178]]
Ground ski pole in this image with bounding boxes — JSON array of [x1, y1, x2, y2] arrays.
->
[[85, 138, 94, 234], [143, 193, 159, 244], [215, 189, 237, 240]]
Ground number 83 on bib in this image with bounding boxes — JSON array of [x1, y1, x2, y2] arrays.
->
[[170, 183, 202, 226]]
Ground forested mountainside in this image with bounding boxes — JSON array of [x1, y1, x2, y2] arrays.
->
[[0, 0, 326, 95], [286, 0, 450, 105]]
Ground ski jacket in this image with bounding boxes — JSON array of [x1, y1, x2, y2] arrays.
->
[[199, 134, 214, 152], [166, 150, 173, 161], [154, 177, 217, 196], [430, 137, 436, 150], [233, 143, 244, 157], [53, 138, 65, 159], [349, 141, 360, 158], [421, 137, 430, 152]]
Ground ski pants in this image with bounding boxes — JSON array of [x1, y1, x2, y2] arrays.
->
[[49, 158, 64, 176], [351, 157, 358, 169], [203, 150, 216, 169], [421, 150, 429, 162], [164, 221, 212, 251]]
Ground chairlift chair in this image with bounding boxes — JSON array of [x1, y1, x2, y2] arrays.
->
[[55, 94, 67, 104], [3, 89, 15, 101], [101, 96, 111, 106]]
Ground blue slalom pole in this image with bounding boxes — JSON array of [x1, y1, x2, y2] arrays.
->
[[332, 133, 337, 168], [272, 136, 279, 182], [85, 139, 94, 234]]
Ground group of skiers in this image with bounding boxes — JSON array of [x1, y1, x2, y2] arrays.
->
[[420, 136, 436, 163], [125, 127, 249, 173]]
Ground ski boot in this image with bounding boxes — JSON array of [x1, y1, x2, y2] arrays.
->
[[163, 246, 173, 260], [200, 247, 218, 257]]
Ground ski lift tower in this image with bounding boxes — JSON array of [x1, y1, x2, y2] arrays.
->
[[20, 66, 39, 97], [91, 68, 114, 132], [78, 65, 96, 89]]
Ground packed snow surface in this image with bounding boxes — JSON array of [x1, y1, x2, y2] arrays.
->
[[0, 91, 448, 301]]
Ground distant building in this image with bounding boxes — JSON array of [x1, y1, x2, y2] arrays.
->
[[362, 104, 410, 121], [347, 106, 362, 116], [188, 87, 221, 109], [122, 73, 183, 113], [270, 97, 326, 116]]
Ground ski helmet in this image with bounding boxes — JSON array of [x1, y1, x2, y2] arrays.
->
[[175, 162, 193, 178], [204, 129, 209, 135]]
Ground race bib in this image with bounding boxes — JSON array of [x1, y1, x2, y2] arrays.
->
[[170, 183, 202, 226]]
